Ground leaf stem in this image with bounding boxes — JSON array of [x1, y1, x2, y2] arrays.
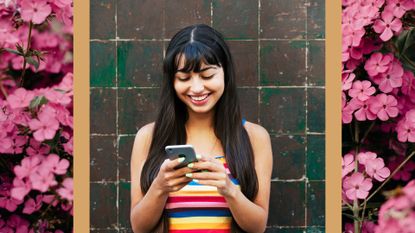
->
[[19, 21, 33, 87]]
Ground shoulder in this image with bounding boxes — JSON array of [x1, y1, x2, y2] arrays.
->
[[134, 122, 155, 143], [131, 122, 155, 161], [243, 121, 271, 145], [243, 121, 272, 161]]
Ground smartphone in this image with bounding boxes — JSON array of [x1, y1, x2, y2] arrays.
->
[[165, 144, 198, 169]]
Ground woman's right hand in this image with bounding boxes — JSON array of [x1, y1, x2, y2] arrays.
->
[[152, 157, 193, 195]]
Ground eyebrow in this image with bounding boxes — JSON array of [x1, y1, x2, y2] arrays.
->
[[177, 66, 217, 73]]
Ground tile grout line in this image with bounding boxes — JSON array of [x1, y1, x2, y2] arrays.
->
[[115, 0, 120, 230], [304, 0, 309, 229], [257, 0, 261, 124], [210, 0, 213, 27]]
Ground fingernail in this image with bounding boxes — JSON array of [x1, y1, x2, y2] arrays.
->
[[187, 163, 194, 168], [178, 157, 185, 163], [193, 179, 199, 183], [185, 173, 193, 178], [196, 154, 202, 159]]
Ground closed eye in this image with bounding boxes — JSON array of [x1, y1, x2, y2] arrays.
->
[[201, 75, 214, 80]]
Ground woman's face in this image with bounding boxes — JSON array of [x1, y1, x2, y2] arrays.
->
[[173, 56, 225, 115]]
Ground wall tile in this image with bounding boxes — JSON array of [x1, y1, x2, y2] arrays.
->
[[165, 0, 211, 38], [307, 0, 325, 39], [213, 0, 258, 39], [228, 41, 258, 86], [91, 42, 116, 87], [307, 181, 325, 226], [260, 41, 306, 86], [118, 136, 135, 182], [238, 88, 259, 123], [117, 0, 164, 39], [90, 183, 117, 229], [91, 89, 116, 134], [271, 135, 305, 179], [91, 0, 115, 39], [91, 136, 117, 182], [119, 181, 131, 229], [260, 88, 306, 134], [118, 41, 163, 87], [268, 181, 305, 226], [307, 135, 325, 180], [118, 88, 159, 134], [308, 88, 325, 133], [308, 41, 325, 86], [260, 0, 306, 39]]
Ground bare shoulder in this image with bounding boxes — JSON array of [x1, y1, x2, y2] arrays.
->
[[131, 122, 155, 161], [243, 121, 271, 144]]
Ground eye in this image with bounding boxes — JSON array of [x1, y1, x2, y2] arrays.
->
[[177, 76, 190, 81], [201, 74, 214, 80]]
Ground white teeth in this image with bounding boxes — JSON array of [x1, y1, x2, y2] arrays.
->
[[190, 94, 209, 101]]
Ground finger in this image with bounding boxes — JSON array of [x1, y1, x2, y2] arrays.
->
[[191, 179, 227, 189], [170, 166, 194, 178], [168, 176, 192, 187], [189, 161, 223, 172], [186, 172, 227, 181], [165, 157, 186, 170]]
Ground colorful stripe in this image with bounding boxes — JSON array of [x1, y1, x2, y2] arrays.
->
[[167, 156, 238, 232]]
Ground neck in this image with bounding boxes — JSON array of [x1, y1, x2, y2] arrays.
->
[[185, 109, 215, 134]]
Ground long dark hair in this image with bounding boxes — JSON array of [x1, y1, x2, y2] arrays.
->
[[140, 24, 258, 233]]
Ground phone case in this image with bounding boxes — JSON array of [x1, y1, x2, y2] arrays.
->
[[165, 145, 197, 169]]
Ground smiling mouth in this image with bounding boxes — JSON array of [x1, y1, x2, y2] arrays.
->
[[189, 94, 210, 101]]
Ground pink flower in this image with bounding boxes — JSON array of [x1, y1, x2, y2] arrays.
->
[[342, 71, 356, 91], [349, 97, 377, 121], [342, 153, 355, 178], [357, 151, 377, 165], [10, 178, 31, 201], [396, 118, 415, 142], [365, 158, 391, 181], [384, 0, 413, 18], [389, 157, 415, 181], [28, 107, 59, 142], [373, 10, 402, 41], [43, 154, 70, 175], [401, 70, 415, 97], [343, 172, 373, 200], [14, 156, 41, 179], [7, 88, 34, 109], [22, 195, 42, 214], [364, 52, 393, 77], [0, 189, 24, 212], [63, 137, 73, 154], [348, 80, 376, 101], [369, 94, 399, 121], [0, 131, 12, 153], [343, 24, 366, 47], [20, 0, 52, 24], [30, 168, 57, 192], [57, 178, 73, 201], [372, 60, 404, 93], [342, 103, 355, 123]]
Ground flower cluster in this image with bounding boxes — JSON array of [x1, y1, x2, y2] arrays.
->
[[342, 152, 390, 202], [0, 0, 73, 231], [375, 180, 415, 233], [342, 0, 415, 232]]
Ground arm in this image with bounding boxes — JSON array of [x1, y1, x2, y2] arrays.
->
[[130, 123, 193, 233], [188, 123, 273, 233]]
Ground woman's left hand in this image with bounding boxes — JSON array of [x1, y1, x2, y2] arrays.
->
[[186, 155, 238, 198]]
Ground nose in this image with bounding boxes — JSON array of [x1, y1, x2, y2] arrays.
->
[[190, 75, 204, 93]]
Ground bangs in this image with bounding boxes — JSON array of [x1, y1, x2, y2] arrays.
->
[[174, 41, 221, 73]]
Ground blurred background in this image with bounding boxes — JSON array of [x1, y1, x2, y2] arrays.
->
[[90, 0, 325, 232]]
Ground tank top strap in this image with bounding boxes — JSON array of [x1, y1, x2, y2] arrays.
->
[[242, 118, 246, 126]]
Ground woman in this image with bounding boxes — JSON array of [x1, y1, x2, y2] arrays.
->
[[130, 24, 273, 233]]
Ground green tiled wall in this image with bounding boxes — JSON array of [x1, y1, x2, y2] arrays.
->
[[90, 0, 325, 232]]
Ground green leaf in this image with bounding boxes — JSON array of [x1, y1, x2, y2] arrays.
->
[[4, 48, 23, 56], [29, 96, 48, 110], [15, 43, 24, 54], [25, 56, 39, 70]]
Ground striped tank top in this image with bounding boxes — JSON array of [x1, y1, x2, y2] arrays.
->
[[165, 156, 240, 233]]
